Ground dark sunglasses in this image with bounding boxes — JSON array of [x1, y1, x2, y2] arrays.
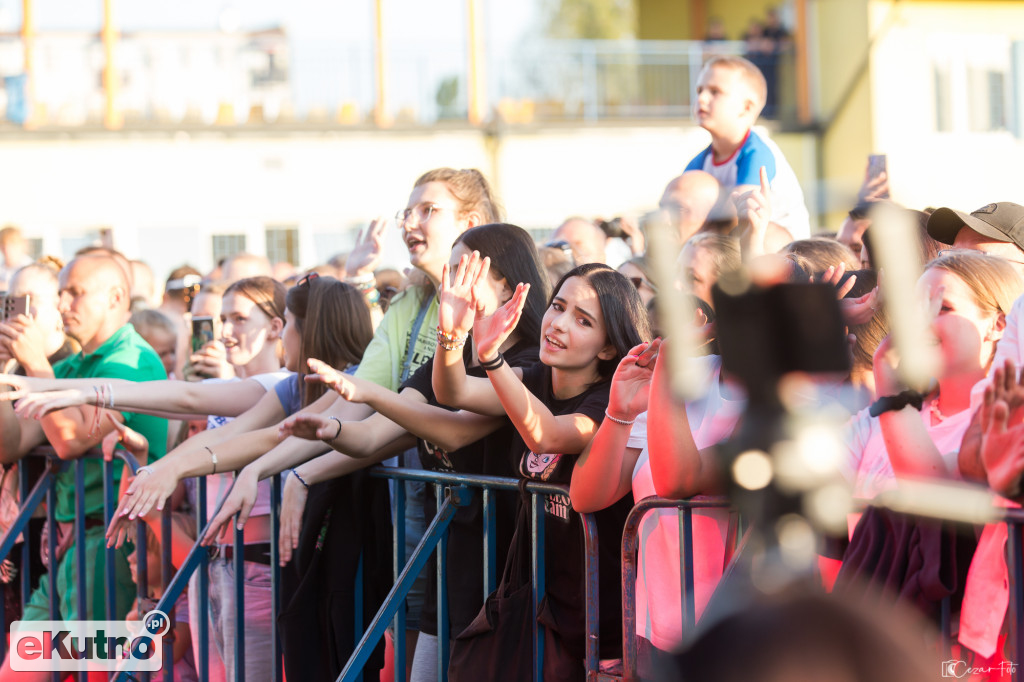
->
[[297, 272, 321, 287], [629, 276, 658, 293]]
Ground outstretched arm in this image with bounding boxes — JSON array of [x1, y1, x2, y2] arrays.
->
[[647, 342, 720, 498], [14, 376, 274, 422], [303, 361, 506, 453], [571, 341, 659, 512], [479, 289, 598, 455]]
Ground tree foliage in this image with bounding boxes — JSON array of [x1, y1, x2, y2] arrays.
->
[[542, 0, 636, 40]]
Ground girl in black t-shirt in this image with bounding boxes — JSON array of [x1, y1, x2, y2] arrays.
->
[[276, 224, 550, 678], [434, 263, 651, 678]]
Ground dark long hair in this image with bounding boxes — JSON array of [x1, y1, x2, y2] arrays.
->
[[548, 263, 651, 381], [286, 276, 373, 407], [454, 223, 549, 348]]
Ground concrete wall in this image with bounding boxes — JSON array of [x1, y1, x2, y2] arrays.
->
[[808, 0, 874, 229], [868, 0, 1024, 214], [0, 123, 822, 281]]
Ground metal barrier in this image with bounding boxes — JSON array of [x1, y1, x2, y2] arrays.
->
[[619, 496, 735, 682], [339, 467, 603, 682], [0, 447, 168, 682], [15, 455, 1024, 682]]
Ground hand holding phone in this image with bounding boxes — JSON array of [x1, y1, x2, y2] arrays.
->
[[860, 154, 890, 202], [2, 295, 29, 321]]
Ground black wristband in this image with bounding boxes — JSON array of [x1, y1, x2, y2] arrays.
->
[[869, 390, 925, 418], [479, 353, 505, 371]]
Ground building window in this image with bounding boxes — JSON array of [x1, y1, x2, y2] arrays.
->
[[934, 64, 952, 133], [26, 238, 43, 261], [265, 226, 298, 265], [931, 34, 1011, 134], [212, 234, 246, 265]]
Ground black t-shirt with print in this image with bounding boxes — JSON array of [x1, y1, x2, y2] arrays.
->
[[513, 362, 631, 661], [400, 340, 539, 637]]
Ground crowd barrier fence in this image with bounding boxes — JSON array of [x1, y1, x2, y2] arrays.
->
[[6, 451, 1024, 681]]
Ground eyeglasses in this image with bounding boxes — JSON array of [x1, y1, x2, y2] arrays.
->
[[395, 203, 445, 226], [629, 277, 658, 293], [297, 272, 320, 287]]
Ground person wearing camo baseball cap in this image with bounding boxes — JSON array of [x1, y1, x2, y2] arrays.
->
[[926, 202, 1024, 274]]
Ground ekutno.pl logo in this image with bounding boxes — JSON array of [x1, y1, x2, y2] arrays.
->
[[10, 610, 169, 672]]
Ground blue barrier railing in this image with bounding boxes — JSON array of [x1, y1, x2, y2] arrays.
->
[[340, 467, 603, 682], [0, 448, 153, 682], [11, 455, 1024, 682], [619, 496, 734, 682]]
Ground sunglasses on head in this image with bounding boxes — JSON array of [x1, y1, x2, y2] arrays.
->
[[629, 276, 657, 293]]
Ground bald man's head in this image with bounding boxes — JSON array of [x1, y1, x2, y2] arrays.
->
[[552, 217, 607, 265], [659, 171, 723, 244], [58, 255, 132, 352]]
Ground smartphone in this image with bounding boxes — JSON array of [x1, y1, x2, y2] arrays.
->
[[867, 154, 889, 199], [191, 316, 215, 354], [2, 295, 29, 321]]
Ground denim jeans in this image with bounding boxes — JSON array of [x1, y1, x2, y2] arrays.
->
[[206, 556, 275, 682]]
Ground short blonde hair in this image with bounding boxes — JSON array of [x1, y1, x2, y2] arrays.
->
[[685, 232, 742, 280], [925, 250, 1022, 318], [702, 55, 767, 113]]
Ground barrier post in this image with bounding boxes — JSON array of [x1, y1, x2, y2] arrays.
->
[[1009, 520, 1024, 682], [161, 506, 175, 682], [435, 483, 450, 682], [103, 457, 117, 622], [73, 460, 88, 682], [197, 477, 210, 682], [271, 472, 283, 682], [393, 479, 406, 682], [482, 488, 497, 595], [233, 522, 246, 681], [18, 462, 31, 634], [530, 492, 545, 681]]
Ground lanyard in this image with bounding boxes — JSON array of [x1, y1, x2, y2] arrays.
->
[[399, 294, 432, 385]]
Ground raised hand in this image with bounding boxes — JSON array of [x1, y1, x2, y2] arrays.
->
[[0, 314, 51, 373], [818, 262, 857, 300], [185, 340, 234, 381], [980, 366, 1024, 499], [108, 457, 180, 526], [438, 251, 490, 339], [278, 413, 340, 442], [202, 467, 260, 545], [278, 472, 309, 565], [102, 414, 148, 463], [14, 388, 87, 419], [871, 334, 903, 398], [734, 166, 772, 260], [345, 217, 388, 279], [473, 283, 530, 362], [858, 162, 889, 204], [306, 358, 366, 402], [607, 339, 662, 422]]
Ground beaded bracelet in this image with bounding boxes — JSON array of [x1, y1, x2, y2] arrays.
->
[[290, 469, 310, 490], [604, 409, 636, 426], [437, 327, 468, 351]]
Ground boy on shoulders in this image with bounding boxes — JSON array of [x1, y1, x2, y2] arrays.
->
[[686, 55, 810, 240]]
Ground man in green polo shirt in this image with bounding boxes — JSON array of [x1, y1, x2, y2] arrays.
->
[[0, 254, 167, 645]]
